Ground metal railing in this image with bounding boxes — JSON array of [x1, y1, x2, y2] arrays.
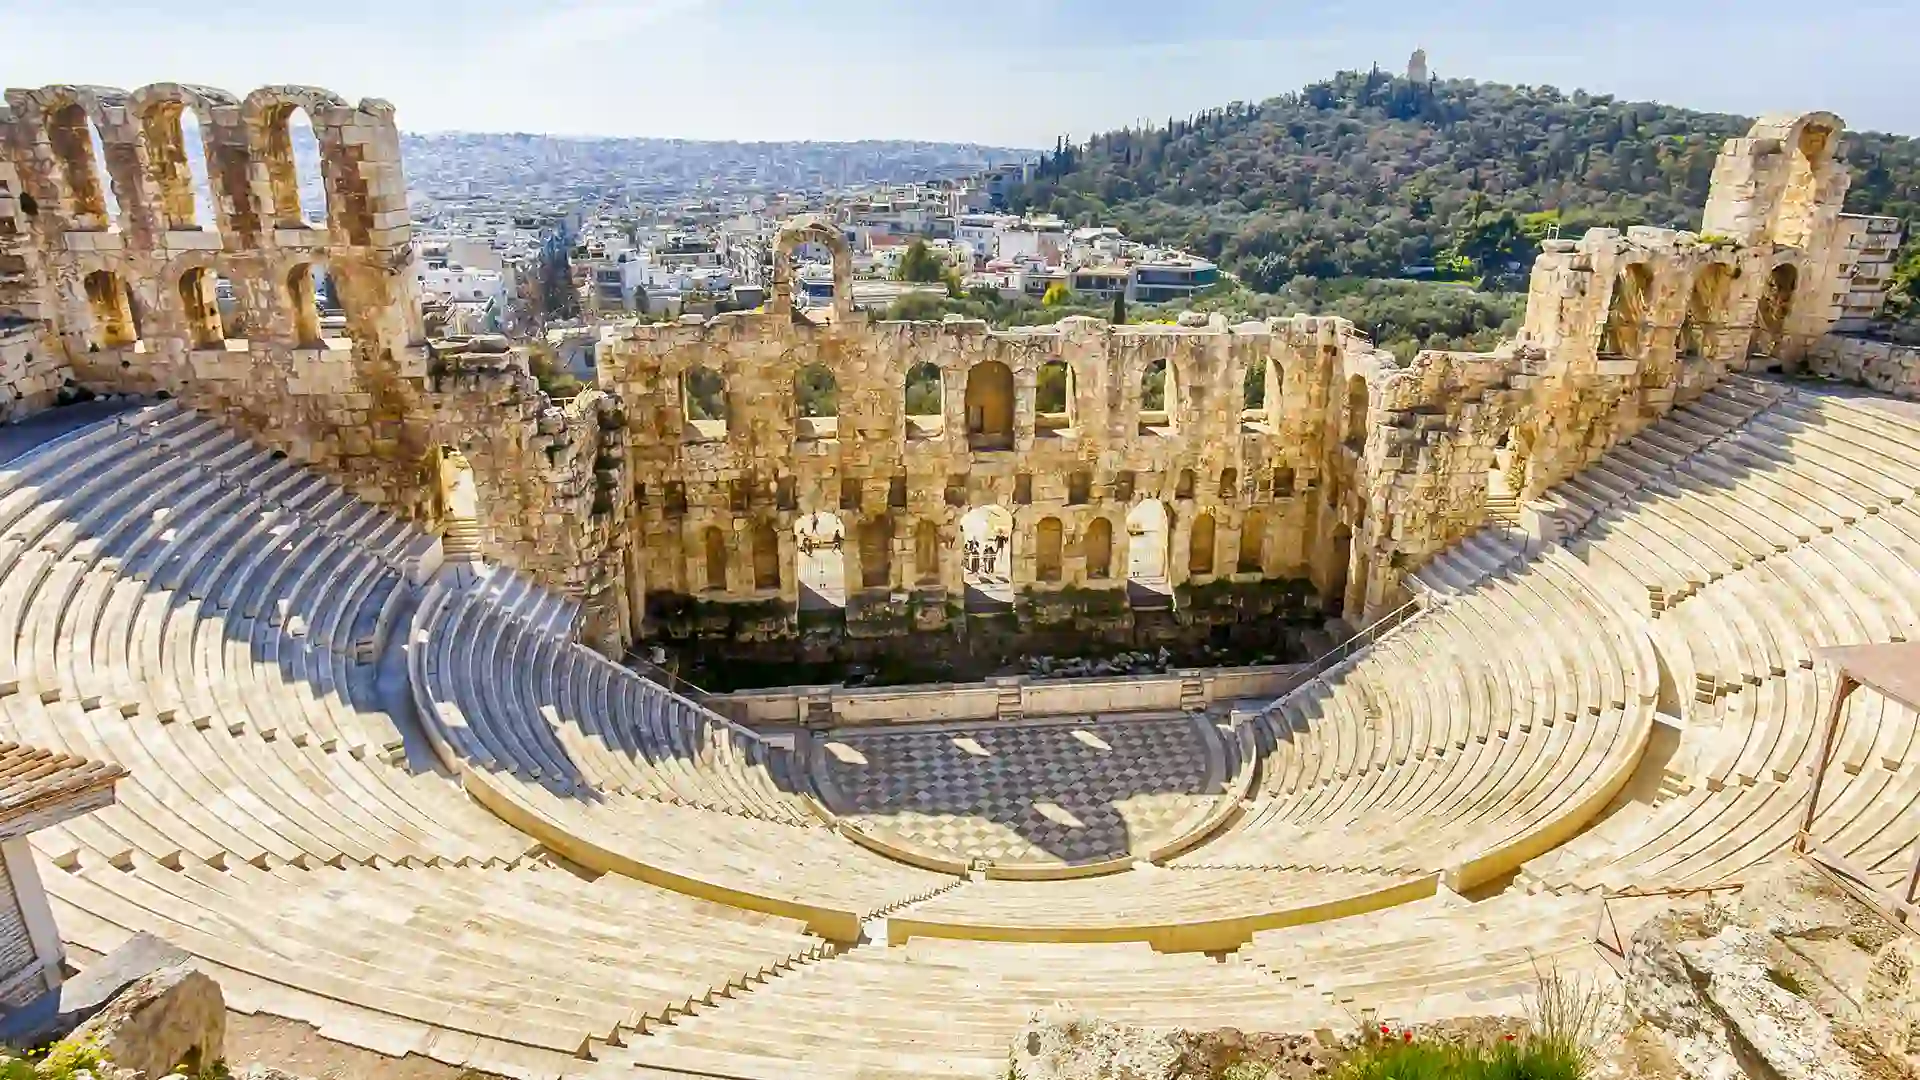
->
[[1296, 594, 1427, 684]]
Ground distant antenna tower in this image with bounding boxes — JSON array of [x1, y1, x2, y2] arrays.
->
[[1408, 48, 1430, 83]]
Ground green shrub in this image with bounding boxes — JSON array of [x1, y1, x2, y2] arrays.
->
[[1336, 1028, 1581, 1080]]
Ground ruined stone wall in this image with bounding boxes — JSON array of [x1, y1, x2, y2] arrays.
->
[[600, 307, 1374, 641], [0, 83, 627, 649], [1806, 335, 1920, 399], [0, 88, 1901, 656]]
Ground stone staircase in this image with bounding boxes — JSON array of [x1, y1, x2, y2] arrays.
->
[[441, 517, 482, 561]]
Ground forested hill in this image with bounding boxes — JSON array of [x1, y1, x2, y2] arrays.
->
[[1007, 69, 1920, 294]]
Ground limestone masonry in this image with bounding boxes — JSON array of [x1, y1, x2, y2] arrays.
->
[[1, 87, 1900, 659], [4, 80, 1920, 1080]]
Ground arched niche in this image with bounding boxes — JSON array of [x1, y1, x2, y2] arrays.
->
[[751, 522, 781, 590], [82, 269, 138, 348], [858, 516, 892, 589], [1600, 263, 1653, 359], [177, 265, 224, 349], [702, 526, 728, 591], [1679, 264, 1733, 360], [1083, 517, 1114, 580], [1034, 517, 1064, 583], [1238, 509, 1267, 574], [914, 519, 941, 584], [1189, 512, 1216, 576], [965, 360, 1015, 451]]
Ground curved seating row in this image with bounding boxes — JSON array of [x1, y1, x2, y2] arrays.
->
[[0, 402, 524, 874], [1518, 382, 1920, 895], [1180, 541, 1656, 894], [1244, 890, 1611, 1023], [45, 855, 831, 1077], [618, 937, 1350, 1080], [408, 577, 959, 940]]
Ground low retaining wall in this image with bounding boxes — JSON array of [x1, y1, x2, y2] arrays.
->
[[720, 663, 1310, 728], [1806, 334, 1920, 399]]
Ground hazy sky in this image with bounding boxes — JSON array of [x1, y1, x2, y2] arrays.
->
[[13, 0, 1916, 146]]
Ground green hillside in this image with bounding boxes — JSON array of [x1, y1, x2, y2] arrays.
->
[[1008, 69, 1918, 320]]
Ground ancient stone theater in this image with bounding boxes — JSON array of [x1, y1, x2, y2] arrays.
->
[[0, 80, 1916, 1079]]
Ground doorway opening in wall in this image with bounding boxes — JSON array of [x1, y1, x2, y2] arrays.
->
[[958, 504, 1013, 613], [1125, 500, 1173, 610], [795, 511, 848, 613], [436, 447, 482, 562], [1487, 426, 1526, 527], [1330, 522, 1354, 620]]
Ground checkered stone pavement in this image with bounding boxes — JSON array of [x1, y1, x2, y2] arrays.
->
[[812, 714, 1232, 869]]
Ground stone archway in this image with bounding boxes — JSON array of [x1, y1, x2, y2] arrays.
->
[[965, 361, 1015, 451], [771, 215, 853, 322], [959, 505, 1013, 613], [1125, 500, 1172, 610], [796, 511, 847, 612]]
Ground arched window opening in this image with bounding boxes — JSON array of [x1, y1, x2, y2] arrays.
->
[[1036, 360, 1075, 435], [1220, 468, 1239, 499], [1083, 517, 1113, 580], [83, 270, 137, 348], [684, 366, 728, 441], [287, 263, 325, 347], [1139, 358, 1173, 435], [859, 516, 892, 589], [265, 105, 326, 228], [796, 363, 838, 439], [964, 360, 1014, 450], [1189, 513, 1216, 576], [1238, 510, 1266, 574], [958, 505, 1014, 612], [46, 102, 113, 226], [914, 519, 940, 585], [1035, 518, 1064, 583], [796, 512, 847, 611], [1344, 376, 1369, 452], [1600, 263, 1653, 358], [1680, 264, 1732, 360], [1753, 263, 1797, 359], [1125, 501, 1172, 608], [142, 103, 217, 231], [752, 522, 781, 590], [178, 267, 224, 350], [1175, 468, 1195, 500], [904, 361, 943, 438], [702, 526, 728, 591]]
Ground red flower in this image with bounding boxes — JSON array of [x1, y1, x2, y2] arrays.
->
[[1403, 1031, 1413, 1043], [1504, 1034, 1517, 1042], [1379, 1024, 1391, 1035]]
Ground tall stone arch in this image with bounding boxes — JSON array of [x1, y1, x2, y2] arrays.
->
[[771, 215, 853, 323]]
